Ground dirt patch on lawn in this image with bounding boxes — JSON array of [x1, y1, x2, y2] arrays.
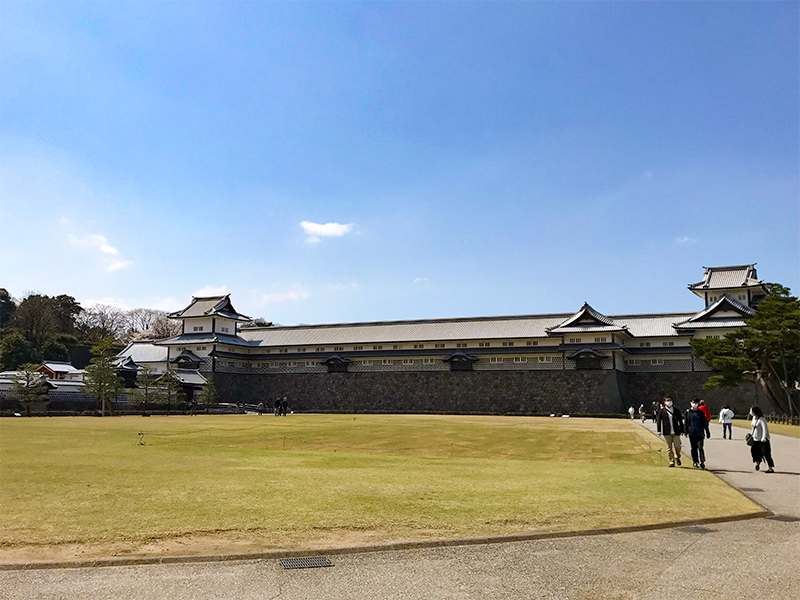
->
[[0, 528, 447, 565]]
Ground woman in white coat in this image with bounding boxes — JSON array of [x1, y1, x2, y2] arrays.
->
[[718, 405, 734, 439], [750, 406, 775, 473]]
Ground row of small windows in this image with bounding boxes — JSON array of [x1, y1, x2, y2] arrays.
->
[[626, 359, 666, 366], [263, 341, 547, 353], [639, 341, 677, 347], [569, 337, 608, 344], [191, 326, 231, 333]]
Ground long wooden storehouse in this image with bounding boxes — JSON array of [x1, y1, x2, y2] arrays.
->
[[115, 264, 770, 413]]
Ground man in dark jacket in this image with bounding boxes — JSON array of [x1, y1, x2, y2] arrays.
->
[[684, 398, 711, 469], [656, 396, 684, 467]]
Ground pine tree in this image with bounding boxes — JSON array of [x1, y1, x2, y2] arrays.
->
[[8, 363, 49, 416], [129, 364, 162, 413], [84, 337, 124, 416], [198, 378, 219, 413]]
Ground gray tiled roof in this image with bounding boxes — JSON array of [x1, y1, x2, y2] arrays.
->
[[116, 341, 168, 364], [674, 295, 754, 330], [155, 332, 253, 347], [174, 369, 207, 386], [239, 311, 697, 348], [168, 295, 251, 321], [546, 303, 630, 335], [689, 264, 764, 290], [41, 361, 81, 374]]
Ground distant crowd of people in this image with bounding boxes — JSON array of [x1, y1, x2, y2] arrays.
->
[[637, 396, 776, 472], [256, 396, 290, 416]]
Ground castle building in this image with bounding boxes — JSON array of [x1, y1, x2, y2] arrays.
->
[[115, 265, 769, 413]]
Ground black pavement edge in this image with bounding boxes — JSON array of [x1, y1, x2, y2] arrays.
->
[[0, 510, 771, 572]]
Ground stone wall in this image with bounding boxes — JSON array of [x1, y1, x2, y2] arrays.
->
[[213, 369, 627, 414], [212, 368, 765, 416], [624, 371, 764, 415]]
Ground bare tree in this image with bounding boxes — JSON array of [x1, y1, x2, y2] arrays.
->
[[149, 315, 181, 339], [76, 304, 127, 342], [127, 308, 165, 333]]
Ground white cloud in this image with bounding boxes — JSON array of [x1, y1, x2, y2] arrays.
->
[[81, 297, 132, 310], [327, 282, 359, 291], [59, 216, 70, 226], [193, 284, 229, 297], [147, 296, 184, 312], [300, 221, 354, 243], [108, 259, 133, 272], [259, 288, 311, 304], [641, 171, 653, 179], [69, 233, 119, 255], [413, 277, 429, 284], [675, 236, 697, 245]]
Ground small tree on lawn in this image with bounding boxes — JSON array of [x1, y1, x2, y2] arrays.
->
[[8, 363, 49, 416], [158, 365, 183, 416], [129, 364, 162, 413], [198, 379, 219, 414], [84, 337, 125, 416]]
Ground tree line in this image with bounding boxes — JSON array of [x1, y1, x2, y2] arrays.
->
[[0, 289, 180, 370]]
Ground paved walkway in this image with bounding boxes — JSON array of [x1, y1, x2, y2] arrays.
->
[[3, 421, 799, 600]]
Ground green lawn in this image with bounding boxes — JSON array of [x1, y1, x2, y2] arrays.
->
[[733, 418, 800, 438], [0, 414, 758, 561]]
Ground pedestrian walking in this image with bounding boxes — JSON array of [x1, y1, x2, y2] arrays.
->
[[628, 406, 635, 419], [684, 398, 711, 469], [274, 396, 281, 416], [257, 401, 264, 416], [638, 404, 646, 422], [651, 401, 660, 423], [749, 406, 775, 473], [698, 399, 711, 422], [281, 396, 289, 416], [719, 405, 734, 439], [656, 396, 684, 467]]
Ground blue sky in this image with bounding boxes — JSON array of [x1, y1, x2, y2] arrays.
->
[[1, 1, 797, 325]]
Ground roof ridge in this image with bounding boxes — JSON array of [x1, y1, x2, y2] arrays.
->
[[244, 312, 577, 331]]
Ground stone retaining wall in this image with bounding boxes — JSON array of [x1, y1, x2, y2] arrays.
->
[[212, 369, 763, 416]]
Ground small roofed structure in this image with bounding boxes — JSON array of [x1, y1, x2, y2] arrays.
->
[[673, 294, 755, 332], [38, 361, 85, 381], [321, 354, 350, 373], [545, 303, 630, 337], [170, 349, 204, 369], [442, 350, 478, 371], [688, 264, 769, 308]]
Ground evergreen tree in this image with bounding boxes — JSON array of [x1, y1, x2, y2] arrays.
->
[[8, 363, 49, 416], [0, 330, 41, 370], [0, 288, 16, 328], [198, 379, 219, 413], [158, 365, 183, 416], [84, 337, 125, 416], [129, 364, 162, 413], [691, 283, 800, 415]]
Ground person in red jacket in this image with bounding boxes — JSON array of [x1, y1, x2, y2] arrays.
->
[[698, 400, 711, 423]]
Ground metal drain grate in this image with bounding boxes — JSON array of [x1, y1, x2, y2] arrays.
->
[[769, 515, 800, 523], [740, 488, 764, 492], [280, 556, 334, 570]]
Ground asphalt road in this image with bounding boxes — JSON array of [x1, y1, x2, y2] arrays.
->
[[2, 421, 798, 600]]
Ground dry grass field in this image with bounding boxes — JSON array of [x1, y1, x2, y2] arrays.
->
[[0, 414, 759, 563]]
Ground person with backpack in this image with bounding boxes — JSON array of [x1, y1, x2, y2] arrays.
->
[[684, 398, 711, 469]]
